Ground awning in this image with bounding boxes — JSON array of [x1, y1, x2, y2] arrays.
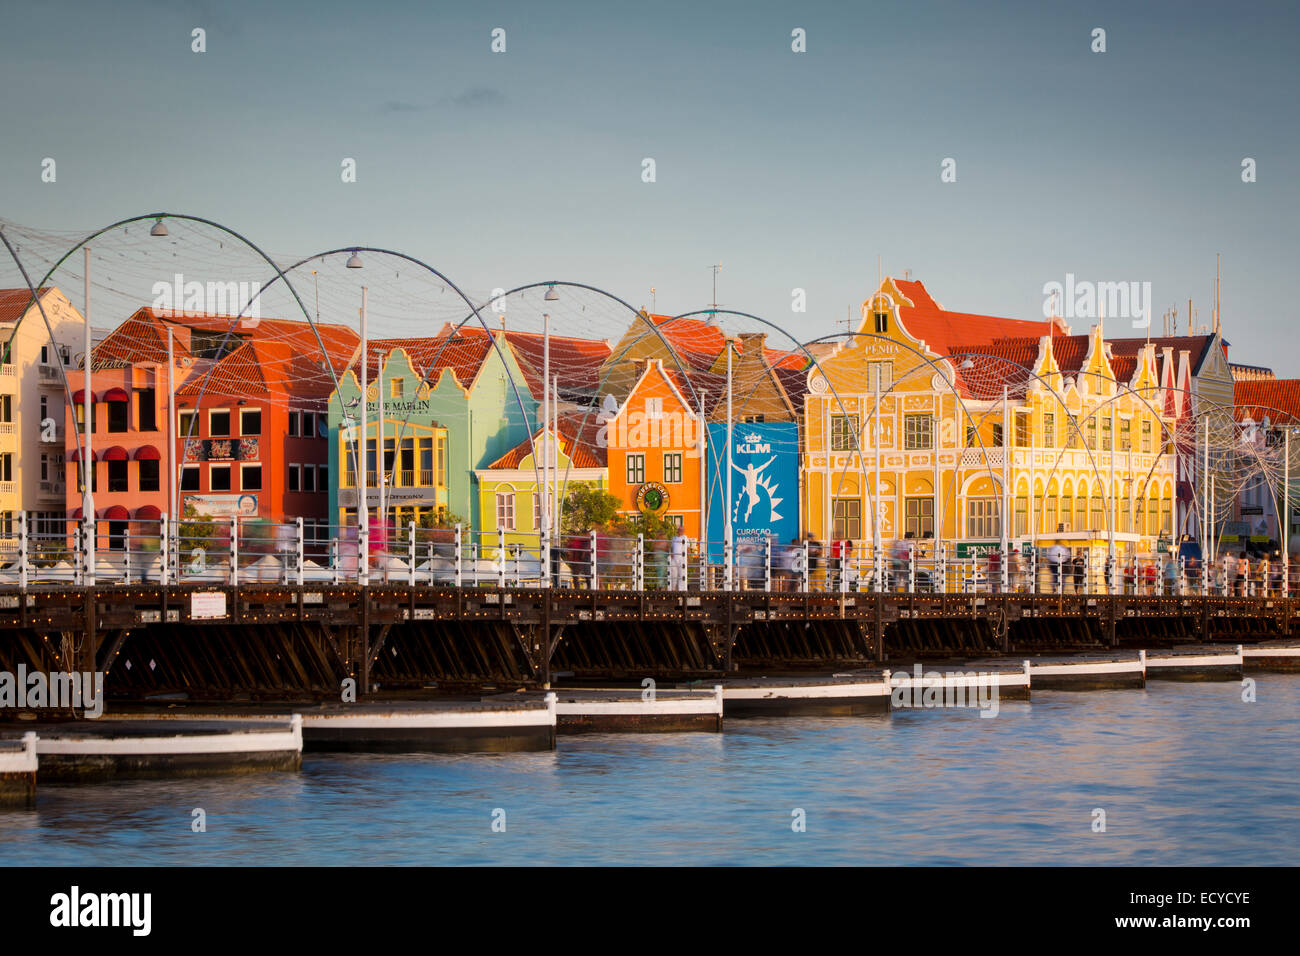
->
[[72, 389, 89, 404], [102, 387, 129, 403], [101, 446, 129, 462], [70, 507, 83, 520], [72, 448, 95, 463], [134, 445, 161, 461], [135, 505, 162, 521], [101, 505, 129, 520]]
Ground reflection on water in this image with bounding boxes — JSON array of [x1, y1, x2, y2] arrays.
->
[[2, 678, 1297, 865]]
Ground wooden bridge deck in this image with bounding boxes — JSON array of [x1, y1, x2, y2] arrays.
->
[[0, 584, 1293, 701]]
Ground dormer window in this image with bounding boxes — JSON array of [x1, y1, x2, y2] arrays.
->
[[873, 311, 889, 334]]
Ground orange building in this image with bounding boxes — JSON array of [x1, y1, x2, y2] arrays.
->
[[66, 308, 357, 547], [605, 359, 705, 536]]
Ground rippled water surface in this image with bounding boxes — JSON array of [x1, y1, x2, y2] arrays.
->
[[3, 677, 1297, 865]]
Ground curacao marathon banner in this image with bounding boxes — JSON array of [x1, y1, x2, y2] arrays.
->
[[706, 422, 800, 546]]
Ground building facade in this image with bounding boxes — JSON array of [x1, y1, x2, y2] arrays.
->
[[802, 278, 1178, 560], [0, 287, 85, 543], [604, 359, 705, 537]]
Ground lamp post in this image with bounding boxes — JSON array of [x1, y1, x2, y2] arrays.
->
[[82, 246, 94, 586], [377, 348, 388, 548], [357, 279, 369, 586]]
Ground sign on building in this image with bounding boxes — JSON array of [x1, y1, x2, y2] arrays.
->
[[190, 591, 228, 620], [706, 422, 799, 545]]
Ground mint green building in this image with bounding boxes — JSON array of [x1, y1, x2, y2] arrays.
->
[[327, 333, 538, 531]]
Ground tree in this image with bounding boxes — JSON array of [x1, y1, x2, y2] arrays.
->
[[178, 502, 220, 550], [414, 505, 464, 545], [561, 483, 621, 534], [418, 506, 463, 530]]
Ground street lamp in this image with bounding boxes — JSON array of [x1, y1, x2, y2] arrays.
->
[[346, 251, 364, 269], [544, 284, 559, 301], [150, 218, 168, 237]]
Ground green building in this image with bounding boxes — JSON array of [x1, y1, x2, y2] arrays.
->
[[327, 331, 539, 531]]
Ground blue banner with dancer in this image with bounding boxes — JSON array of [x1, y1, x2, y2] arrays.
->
[[706, 421, 800, 546]]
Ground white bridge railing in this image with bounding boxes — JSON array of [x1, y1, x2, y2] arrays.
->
[[0, 511, 1287, 598]]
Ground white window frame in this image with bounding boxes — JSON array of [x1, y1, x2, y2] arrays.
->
[[966, 497, 1000, 538], [496, 492, 516, 530]]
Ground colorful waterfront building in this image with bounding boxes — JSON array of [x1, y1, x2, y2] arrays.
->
[[65, 308, 357, 547], [604, 358, 705, 536], [801, 278, 1179, 562], [0, 287, 86, 542], [327, 324, 610, 533], [1231, 378, 1300, 548], [329, 346, 452, 533], [474, 416, 608, 549]]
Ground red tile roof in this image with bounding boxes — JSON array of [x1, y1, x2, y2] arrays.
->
[[0, 287, 51, 325], [92, 307, 359, 376], [890, 279, 1063, 356], [486, 413, 607, 469], [361, 326, 614, 402], [1235, 380, 1300, 423], [176, 338, 342, 401], [93, 309, 192, 368], [1107, 335, 1219, 375], [153, 310, 358, 368], [500, 328, 613, 399], [638, 314, 807, 373], [359, 332, 494, 390]]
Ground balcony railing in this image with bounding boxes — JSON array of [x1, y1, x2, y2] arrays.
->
[[399, 469, 415, 486], [39, 480, 65, 497], [37, 364, 61, 382]]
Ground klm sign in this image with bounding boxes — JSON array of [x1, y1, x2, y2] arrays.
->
[[707, 422, 799, 544]]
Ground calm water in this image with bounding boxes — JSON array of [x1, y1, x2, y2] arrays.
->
[[3, 677, 1297, 866]]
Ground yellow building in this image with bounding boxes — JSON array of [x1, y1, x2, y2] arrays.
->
[[474, 418, 608, 550], [802, 279, 1177, 565]]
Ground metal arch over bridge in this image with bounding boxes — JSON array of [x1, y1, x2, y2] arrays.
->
[[1, 211, 1297, 702]]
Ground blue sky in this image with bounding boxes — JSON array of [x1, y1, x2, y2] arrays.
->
[[2, 0, 1297, 368]]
